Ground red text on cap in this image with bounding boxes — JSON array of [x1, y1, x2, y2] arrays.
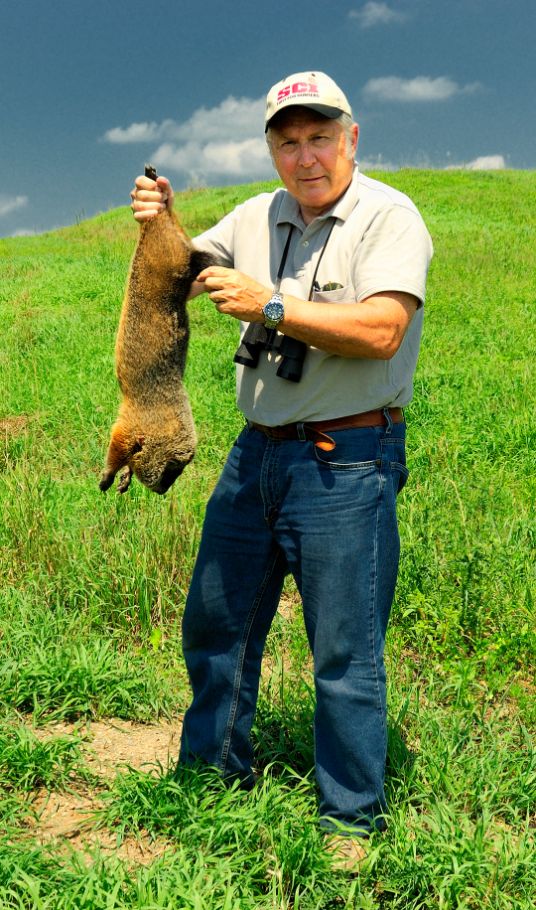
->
[[277, 82, 319, 102]]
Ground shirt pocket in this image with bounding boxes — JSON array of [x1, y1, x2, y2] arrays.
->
[[311, 285, 355, 304]]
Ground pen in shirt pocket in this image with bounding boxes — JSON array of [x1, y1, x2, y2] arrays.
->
[[312, 281, 344, 293]]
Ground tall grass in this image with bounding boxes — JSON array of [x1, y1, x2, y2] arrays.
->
[[0, 171, 534, 907]]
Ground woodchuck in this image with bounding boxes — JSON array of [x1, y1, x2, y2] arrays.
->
[[99, 173, 214, 495]]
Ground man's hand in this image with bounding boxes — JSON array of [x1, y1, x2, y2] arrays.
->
[[130, 175, 174, 222], [197, 266, 272, 322]]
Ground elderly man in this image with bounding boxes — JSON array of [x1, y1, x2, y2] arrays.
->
[[132, 71, 433, 867]]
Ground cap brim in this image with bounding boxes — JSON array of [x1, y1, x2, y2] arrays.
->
[[265, 103, 345, 131]]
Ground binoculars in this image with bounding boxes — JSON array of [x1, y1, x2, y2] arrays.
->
[[234, 323, 307, 383]]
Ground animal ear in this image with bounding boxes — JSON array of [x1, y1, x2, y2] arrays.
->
[[132, 436, 145, 454]]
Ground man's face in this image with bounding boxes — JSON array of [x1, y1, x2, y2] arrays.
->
[[268, 109, 358, 224]]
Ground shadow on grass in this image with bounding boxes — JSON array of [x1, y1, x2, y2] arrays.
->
[[252, 689, 315, 777], [253, 685, 418, 811], [386, 721, 417, 783]]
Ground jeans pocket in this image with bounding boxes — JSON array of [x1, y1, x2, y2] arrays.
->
[[313, 429, 381, 471], [390, 461, 409, 494], [314, 451, 380, 472]]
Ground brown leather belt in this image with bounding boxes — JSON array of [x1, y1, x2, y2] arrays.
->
[[250, 407, 404, 451]]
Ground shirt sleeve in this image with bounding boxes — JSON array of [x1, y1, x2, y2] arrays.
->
[[352, 204, 434, 306]]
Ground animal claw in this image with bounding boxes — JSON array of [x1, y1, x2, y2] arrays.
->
[[117, 466, 133, 493]]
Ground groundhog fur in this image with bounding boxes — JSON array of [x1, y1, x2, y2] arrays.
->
[[99, 208, 214, 495]]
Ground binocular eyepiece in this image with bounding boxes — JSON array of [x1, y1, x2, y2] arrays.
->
[[234, 323, 307, 383]]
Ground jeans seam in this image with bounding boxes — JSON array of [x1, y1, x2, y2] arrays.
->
[[219, 548, 282, 775], [369, 458, 387, 737]]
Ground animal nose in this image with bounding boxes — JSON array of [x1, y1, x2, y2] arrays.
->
[[155, 461, 185, 494]]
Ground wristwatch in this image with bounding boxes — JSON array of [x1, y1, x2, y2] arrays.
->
[[262, 292, 285, 329]]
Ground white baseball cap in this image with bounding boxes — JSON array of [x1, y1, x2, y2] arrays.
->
[[265, 71, 353, 131]]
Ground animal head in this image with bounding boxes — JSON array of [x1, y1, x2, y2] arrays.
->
[[131, 435, 195, 494], [100, 431, 195, 495]]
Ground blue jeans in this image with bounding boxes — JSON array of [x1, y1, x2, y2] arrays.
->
[[180, 416, 408, 834]]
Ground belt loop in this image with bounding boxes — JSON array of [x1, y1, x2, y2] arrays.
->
[[296, 422, 306, 442], [382, 407, 393, 435]]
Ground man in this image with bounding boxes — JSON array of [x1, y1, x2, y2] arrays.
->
[[131, 71, 433, 868]]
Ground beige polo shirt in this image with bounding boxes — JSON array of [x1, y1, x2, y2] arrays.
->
[[195, 166, 433, 425]]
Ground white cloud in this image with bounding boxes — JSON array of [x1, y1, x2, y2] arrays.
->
[[363, 75, 482, 102], [103, 121, 168, 144], [103, 96, 273, 184], [465, 154, 506, 170], [102, 97, 265, 145], [358, 154, 398, 171], [455, 155, 506, 170], [152, 136, 273, 184], [0, 195, 28, 218], [169, 96, 266, 144], [11, 228, 37, 237], [349, 2, 407, 27]]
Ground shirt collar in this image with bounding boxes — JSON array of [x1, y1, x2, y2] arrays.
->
[[276, 164, 360, 228]]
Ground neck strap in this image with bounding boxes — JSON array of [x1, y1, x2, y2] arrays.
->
[[233, 218, 337, 383], [275, 220, 336, 296], [274, 224, 294, 292]]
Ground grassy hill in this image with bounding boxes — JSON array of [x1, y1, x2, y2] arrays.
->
[[0, 172, 534, 908]]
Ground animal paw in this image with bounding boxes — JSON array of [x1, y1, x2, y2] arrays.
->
[[99, 470, 115, 492], [117, 466, 133, 493]]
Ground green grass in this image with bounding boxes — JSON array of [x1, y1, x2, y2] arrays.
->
[[0, 171, 535, 907], [0, 721, 90, 792]]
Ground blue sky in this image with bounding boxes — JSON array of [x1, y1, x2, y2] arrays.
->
[[1, 0, 534, 238]]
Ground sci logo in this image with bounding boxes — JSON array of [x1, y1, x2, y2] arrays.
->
[[277, 82, 319, 103]]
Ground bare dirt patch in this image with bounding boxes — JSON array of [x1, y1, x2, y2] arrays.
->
[[29, 717, 183, 865], [278, 592, 299, 623], [31, 788, 171, 865], [0, 415, 31, 435]]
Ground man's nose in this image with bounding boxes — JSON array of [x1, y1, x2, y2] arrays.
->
[[297, 141, 316, 166]]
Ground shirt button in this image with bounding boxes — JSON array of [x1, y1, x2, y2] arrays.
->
[[302, 240, 309, 247]]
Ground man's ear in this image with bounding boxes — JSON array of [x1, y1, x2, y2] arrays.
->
[[351, 123, 359, 157]]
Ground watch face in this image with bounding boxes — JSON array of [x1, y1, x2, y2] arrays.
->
[[263, 294, 284, 326]]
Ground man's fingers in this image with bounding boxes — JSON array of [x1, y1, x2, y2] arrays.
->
[[131, 194, 167, 221], [132, 189, 167, 204], [131, 199, 167, 212], [156, 176, 172, 192], [156, 176, 174, 210], [197, 266, 232, 282], [135, 175, 159, 191], [201, 276, 230, 295], [131, 173, 173, 221], [133, 209, 163, 223]]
